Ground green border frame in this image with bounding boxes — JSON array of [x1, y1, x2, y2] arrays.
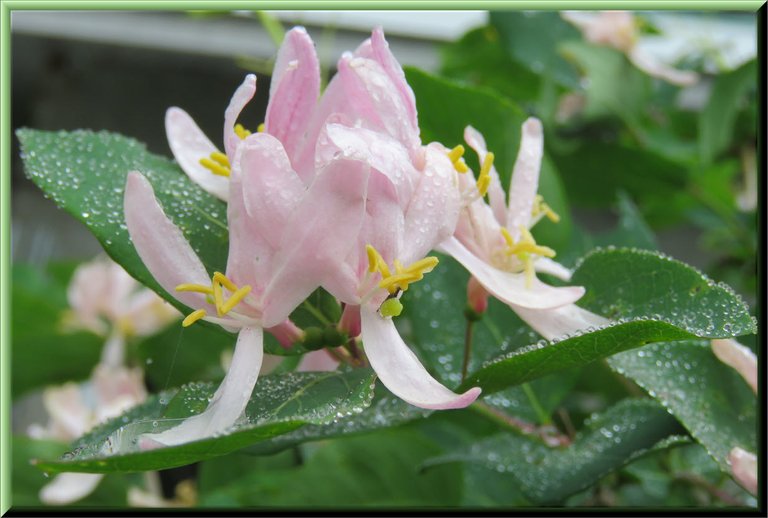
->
[[0, 1, 763, 514]]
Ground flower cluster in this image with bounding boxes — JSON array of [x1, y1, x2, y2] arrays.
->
[[125, 27, 598, 447]]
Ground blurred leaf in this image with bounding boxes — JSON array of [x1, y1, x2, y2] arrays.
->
[[608, 340, 756, 473], [256, 10, 285, 47], [593, 192, 659, 251], [699, 59, 756, 164], [426, 399, 684, 504], [200, 429, 463, 507], [12, 264, 103, 398], [460, 248, 755, 395], [35, 370, 376, 473], [490, 11, 581, 89]]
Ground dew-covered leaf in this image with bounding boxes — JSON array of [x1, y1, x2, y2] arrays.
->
[[34, 369, 376, 473], [608, 340, 756, 474], [425, 399, 684, 504], [459, 248, 755, 395]]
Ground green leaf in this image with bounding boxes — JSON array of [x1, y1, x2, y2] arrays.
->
[[699, 59, 756, 164], [199, 429, 464, 507], [593, 192, 658, 251], [490, 11, 581, 89], [35, 370, 376, 473], [608, 340, 756, 473], [426, 399, 684, 504], [459, 248, 755, 395]]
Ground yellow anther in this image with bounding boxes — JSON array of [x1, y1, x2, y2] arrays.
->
[[532, 194, 561, 223], [199, 157, 231, 177], [213, 272, 237, 292], [210, 151, 230, 167], [476, 152, 495, 197], [213, 279, 224, 316], [505, 226, 556, 259], [366, 245, 380, 273], [453, 160, 469, 174], [367, 244, 438, 294], [175, 283, 214, 295], [404, 256, 439, 276], [379, 272, 421, 294], [182, 309, 207, 327], [447, 145, 465, 163], [500, 227, 514, 247], [234, 123, 251, 140], [220, 285, 252, 315], [393, 259, 405, 275], [257, 123, 266, 133]]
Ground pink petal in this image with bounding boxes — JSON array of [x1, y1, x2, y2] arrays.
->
[[124, 172, 215, 313], [223, 74, 257, 158], [260, 159, 370, 327], [439, 237, 585, 310], [266, 27, 321, 161], [729, 447, 757, 495], [165, 107, 229, 201], [360, 305, 481, 409], [266, 319, 304, 348], [297, 349, 340, 372], [464, 126, 507, 225], [357, 170, 405, 270], [711, 339, 758, 394], [143, 326, 263, 446], [534, 257, 574, 281], [321, 122, 415, 206], [42, 383, 91, 440], [40, 473, 104, 505], [506, 118, 544, 238], [628, 48, 699, 87], [401, 143, 461, 264], [354, 27, 418, 134], [512, 304, 609, 341]]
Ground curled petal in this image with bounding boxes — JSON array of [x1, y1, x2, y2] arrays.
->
[[261, 159, 369, 327], [142, 326, 263, 446], [506, 118, 544, 238], [402, 144, 461, 264], [361, 305, 481, 409], [512, 304, 609, 341], [165, 107, 229, 201], [40, 473, 104, 505], [464, 126, 506, 226], [124, 172, 214, 313], [223, 74, 257, 157], [728, 447, 757, 495], [439, 237, 584, 310], [266, 27, 321, 161], [711, 339, 757, 394]]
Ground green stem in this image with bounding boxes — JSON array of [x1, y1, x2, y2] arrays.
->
[[302, 301, 331, 326], [461, 319, 474, 383], [521, 382, 551, 426]]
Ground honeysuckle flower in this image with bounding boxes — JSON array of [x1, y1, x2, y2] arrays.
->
[[27, 365, 146, 505], [711, 338, 757, 394], [124, 130, 368, 445], [561, 11, 699, 86], [295, 29, 481, 410], [728, 447, 757, 495], [439, 118, 608, 340], [62, 254, 179, 367], [165, 27, 320, 201], [127, 476, 197, 508]]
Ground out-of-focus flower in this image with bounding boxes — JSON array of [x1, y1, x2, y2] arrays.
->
[[562, 11, 699, 86], [63, 255, 179, 367], [711, 338, 757, 394], [440, 118, 607, 340], [736, 147, 757, 213], [728, 447, 757, 495], [28, 365, 147, 505], [127, 476, 197, 508]]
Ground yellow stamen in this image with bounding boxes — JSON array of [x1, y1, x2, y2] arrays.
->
[[501, 226, 557, 288], [220, 285, 252, 315], [213, 272, 237, 292], [532, 194, 561, 223], [367, 244, 438, 294], [234, 123, 251, 140], [210, 151, 230, 167], [379, 272, 421, 294], [393, 259, 405, 275], [476, 152, 495, 197], [199, 157, 231, 177], [213, 279, 224, 316], [182, 309, 207, 327], [404, 256, 439, 275], [257, 122, 266, 133], [366, 245, 379, 273], [500, 227, 514, 247], [447, 145, 465, 163], [175, 283, 214, 295]]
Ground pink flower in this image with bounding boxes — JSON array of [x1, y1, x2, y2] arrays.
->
[[63, 255, 179, 366], [301, 29, 480, 410], [28, 365, 146, 505], [439, 118, 608, 341], [123, 137, 368, 444], [165, 27, 321, 201], [711, 338, 757, 394]]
